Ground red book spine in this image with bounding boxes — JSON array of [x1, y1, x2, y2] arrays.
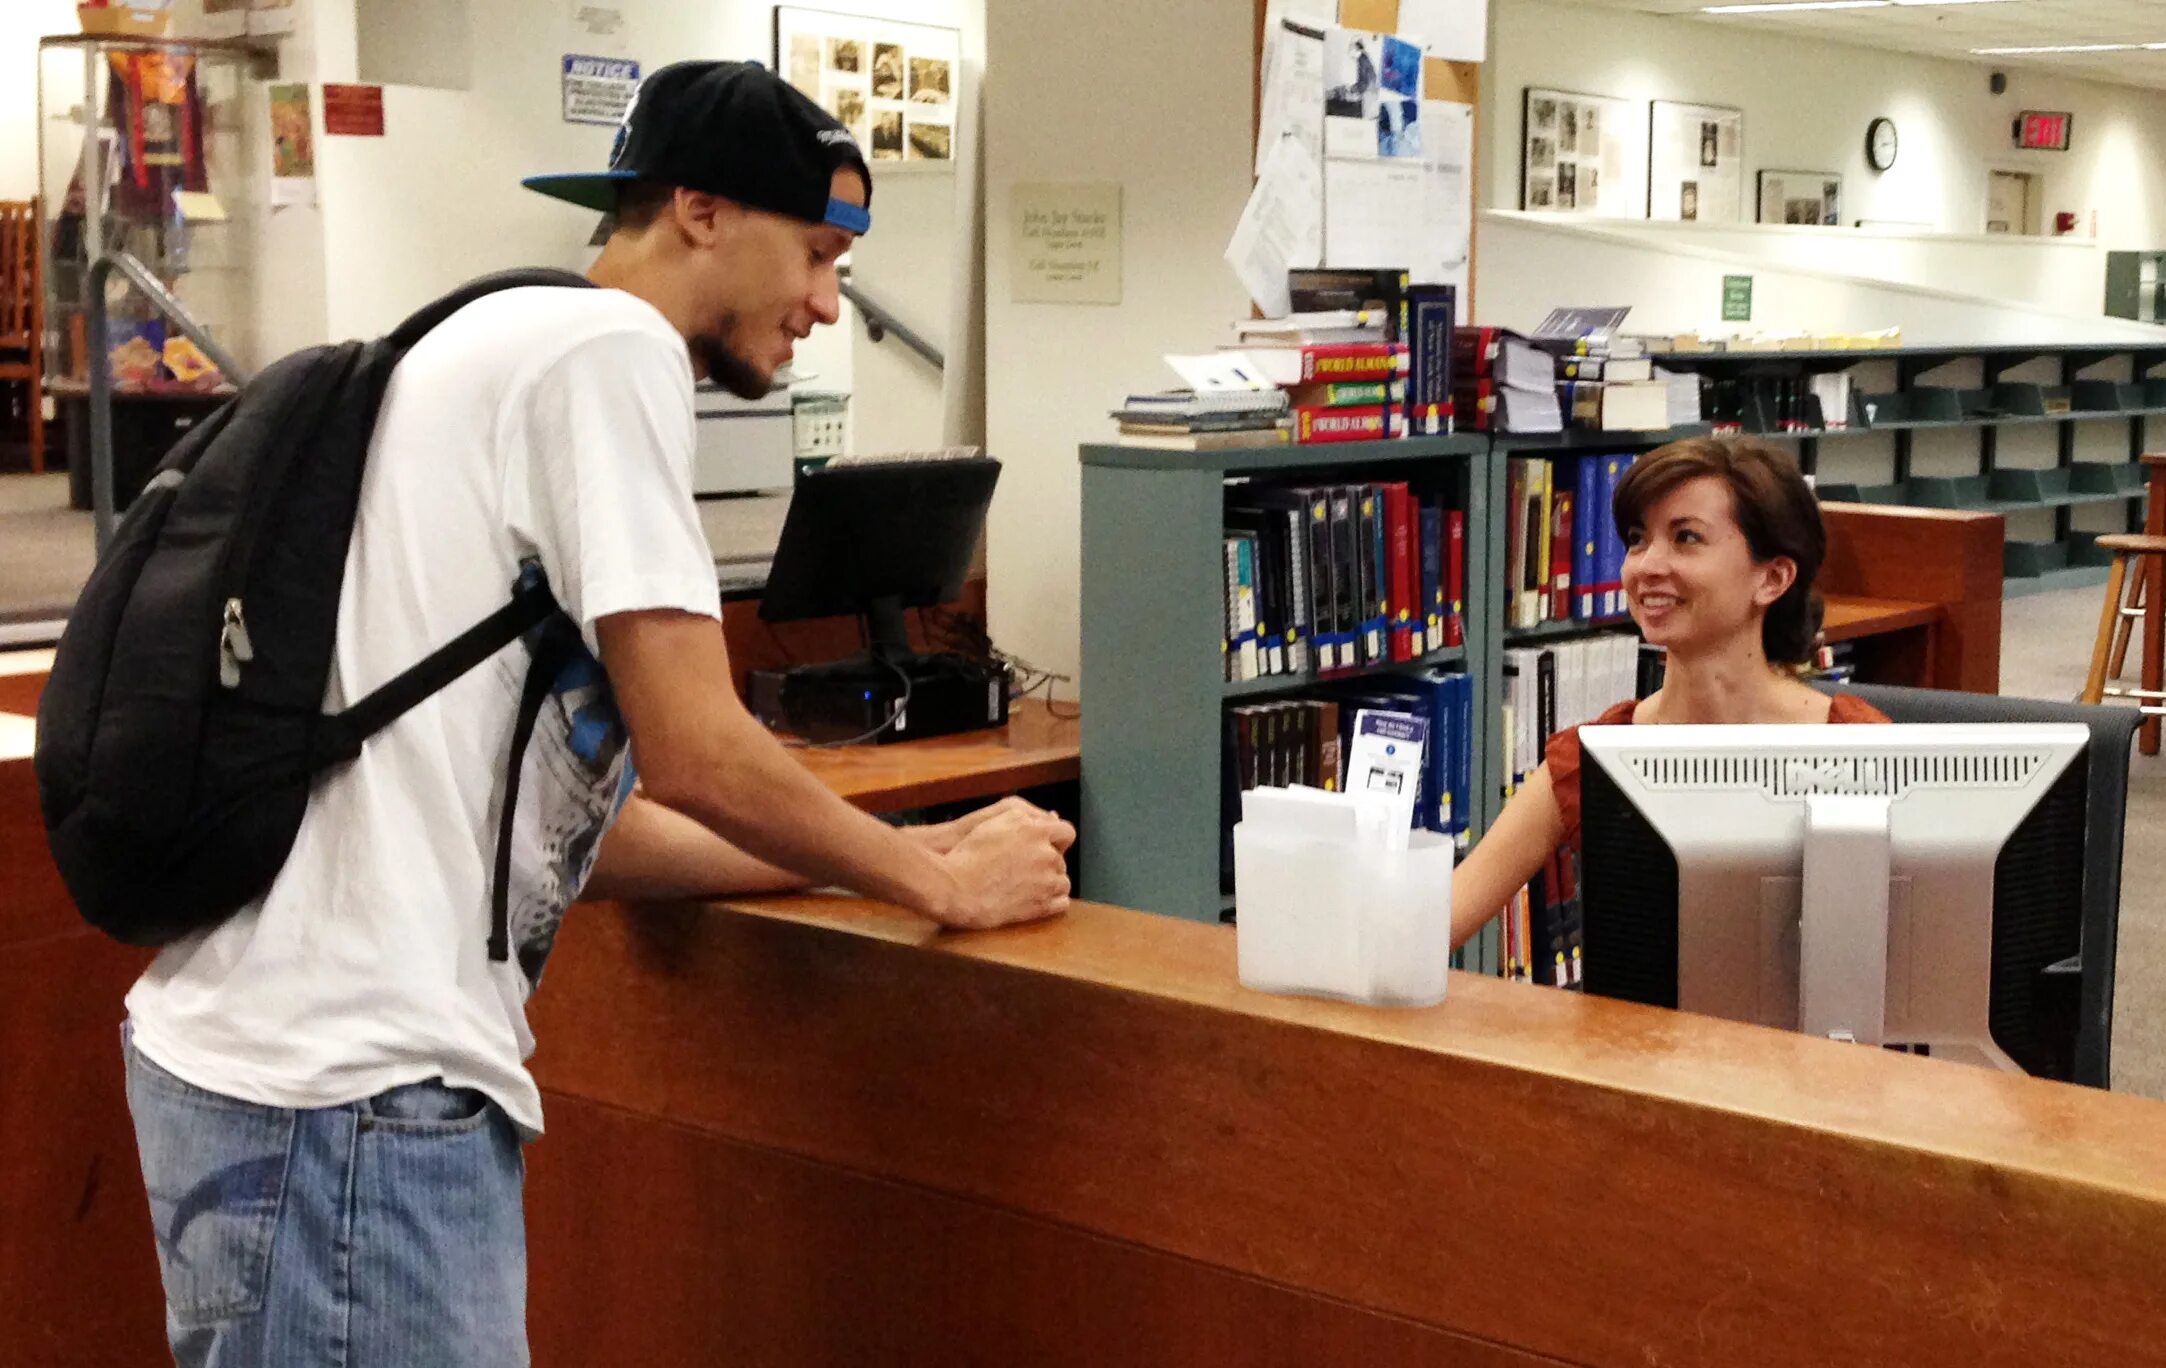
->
[[1299, 344, 1410, 383], [1548, 488, 1574, 622], [1387, 482, 1415, 661], [1294, 404, 1398, 443], [1445, 508, 1466, 648]]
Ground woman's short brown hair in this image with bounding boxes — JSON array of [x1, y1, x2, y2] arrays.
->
[[1609, 435, 1825, 665]]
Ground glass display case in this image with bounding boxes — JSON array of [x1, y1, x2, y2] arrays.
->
[[36, 33, 275, 394]]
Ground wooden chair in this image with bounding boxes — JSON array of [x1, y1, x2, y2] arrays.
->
[[0, 199, 44, 474]]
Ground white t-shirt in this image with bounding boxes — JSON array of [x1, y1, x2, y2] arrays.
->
[[125, 286, 722, 1138]]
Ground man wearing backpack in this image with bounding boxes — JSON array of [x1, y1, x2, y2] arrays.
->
[[114, 61, 1071, 1365]]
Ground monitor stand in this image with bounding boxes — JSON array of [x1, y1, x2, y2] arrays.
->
[[1798, 794, 1892, 1047]]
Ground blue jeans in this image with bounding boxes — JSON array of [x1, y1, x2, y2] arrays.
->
[[122, 1028, 528, 1367]]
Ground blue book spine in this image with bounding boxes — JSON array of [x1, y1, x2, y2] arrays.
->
[[1423, 669, 1453, 834], [1573, 457, 1601, 621], [1449, 671, 1474, 835], [1596, 454, 1624, 617]]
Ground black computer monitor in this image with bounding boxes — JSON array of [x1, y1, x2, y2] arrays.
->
[[1576, 723, 2095, 1085], [759, 456, 1000, 661]]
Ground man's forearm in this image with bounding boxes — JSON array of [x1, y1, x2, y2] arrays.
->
[[645, 717, 961, 918], [583, 791, 813, 902]]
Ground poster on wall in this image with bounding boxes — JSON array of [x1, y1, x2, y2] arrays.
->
[[267, 82, 315, 208], [773, 6, 959, 168], [1520, 87, 1633, 217], [562, 56, 640, 126], [1647, 100, 1743, 223], [1756, 169, 1841, 227]]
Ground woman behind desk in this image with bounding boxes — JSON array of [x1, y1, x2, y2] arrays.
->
[[1450, 436, 1889, 950]]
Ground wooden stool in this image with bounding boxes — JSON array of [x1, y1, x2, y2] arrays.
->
[[2084, 532, 2166, 755], [2106, 453, 2166, 679]]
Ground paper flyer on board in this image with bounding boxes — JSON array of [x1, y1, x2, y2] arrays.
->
[[1226, 137, 1324, 318], [1397, 0, 1490, 63], [1255, 19, 1325, 176]]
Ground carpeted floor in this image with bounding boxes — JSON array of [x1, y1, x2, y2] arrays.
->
[[1999, 585, 2166, 1100], [0, 471, 788, 627]]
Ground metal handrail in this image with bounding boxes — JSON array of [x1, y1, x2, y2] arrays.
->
[[840, 279, 944, 370], [86, 249, 249, 551]]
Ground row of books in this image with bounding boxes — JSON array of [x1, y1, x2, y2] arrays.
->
[[1221, 479, 1466, 684], [1219, 668, 1478, 892], [1503, 454, 1641, 631], [1702, 374, 1854, 435], [1111, 388, 1292, 451], [1507, 849, 1585, 989], [1500, 634, 1649, 793]]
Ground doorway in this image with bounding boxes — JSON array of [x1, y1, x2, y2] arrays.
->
[[1986, 170, 2041, 235]]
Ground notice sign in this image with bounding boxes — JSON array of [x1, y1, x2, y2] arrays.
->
[[1010, 182, 1122, 305], [322, 84, 384, 137], [1722, 273, 1753, 323], [563, 55, 640, 126]]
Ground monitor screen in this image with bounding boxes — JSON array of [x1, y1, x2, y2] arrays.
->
[[1578, 723, 2090, 1081]]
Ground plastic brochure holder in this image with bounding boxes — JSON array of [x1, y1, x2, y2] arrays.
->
[[1233, 786, 1454, 1007]]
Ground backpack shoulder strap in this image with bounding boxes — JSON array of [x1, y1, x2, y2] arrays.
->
[[308, 576, 562, 768], [385, 268, 599, 349]]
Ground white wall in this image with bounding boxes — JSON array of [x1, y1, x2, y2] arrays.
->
[[1479, 211, 2164, 345], [982, 0, 1255, 687], [309, 0, 971, 455], [0, 0, 81, 202], [1487, 0, 2166, 249]]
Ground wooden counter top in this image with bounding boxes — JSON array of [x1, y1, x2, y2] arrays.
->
[[527, 892, 2166, 1367]]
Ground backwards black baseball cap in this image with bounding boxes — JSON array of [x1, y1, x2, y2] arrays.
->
[[524, 59, 872, 235]]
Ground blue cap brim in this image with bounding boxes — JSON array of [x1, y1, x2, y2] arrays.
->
[[825, 197, 871, 235], [522, 171, 638, 213]]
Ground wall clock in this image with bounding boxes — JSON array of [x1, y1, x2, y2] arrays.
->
[[1867, 117, 1899, 172]]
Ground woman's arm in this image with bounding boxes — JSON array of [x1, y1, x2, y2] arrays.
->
[[1448, 763, 1568, 950]]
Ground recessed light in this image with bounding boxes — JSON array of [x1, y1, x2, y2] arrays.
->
[[1703, 1, 1889, 12], [1890, 0, 2017, 6]]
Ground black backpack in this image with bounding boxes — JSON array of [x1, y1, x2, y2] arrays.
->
[[37, 268, 600, 962]]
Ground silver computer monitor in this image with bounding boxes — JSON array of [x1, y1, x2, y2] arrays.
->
[[1578, 723, 2091, 1077]]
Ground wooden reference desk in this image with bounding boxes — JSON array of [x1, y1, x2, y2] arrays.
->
[[1820, 502, 2003, 692], [0, 654, 1074, 1366], [525, 893, 2166, 1367]]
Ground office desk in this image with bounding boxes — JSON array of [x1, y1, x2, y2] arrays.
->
[[793, 696, 1078, 811], [525, 892, 2166, 1367]]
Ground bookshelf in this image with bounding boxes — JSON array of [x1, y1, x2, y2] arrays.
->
[[1078, 435, 1490, 924], [1647, 342, 2166, 590]]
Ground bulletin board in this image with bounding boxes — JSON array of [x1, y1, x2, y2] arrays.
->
[[1245, 0, 1484, 318]]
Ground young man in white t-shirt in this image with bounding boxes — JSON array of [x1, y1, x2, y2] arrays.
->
[[120, 61, 1072, 1367]]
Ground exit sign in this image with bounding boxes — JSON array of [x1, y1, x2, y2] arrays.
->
[[2015, 111, 2072, 151]]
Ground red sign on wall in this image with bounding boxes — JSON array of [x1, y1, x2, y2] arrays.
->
[[323, 83, 385, 137], [2015, 110, 2072, 152]]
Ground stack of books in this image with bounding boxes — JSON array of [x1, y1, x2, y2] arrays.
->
[[1534, 308, 1671, 433], [1112, 389, 1292, 451], [1232, 310, 1411, 445], [1453, 327, 1560, 434]]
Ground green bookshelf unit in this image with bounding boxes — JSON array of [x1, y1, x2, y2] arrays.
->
[[1079, 435, 1491, 925]]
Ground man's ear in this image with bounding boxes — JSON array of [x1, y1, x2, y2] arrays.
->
[[671, 190, 739, 249]]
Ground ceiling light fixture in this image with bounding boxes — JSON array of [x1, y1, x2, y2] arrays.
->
[[1703, 0, 1889, 13], [1971, 43, 2142, 54]]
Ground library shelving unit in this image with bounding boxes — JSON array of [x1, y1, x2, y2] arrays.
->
[[1647, 342, 2166, 592], [1486, 427, 1705, 827], [1078, 435, 1491, 925]]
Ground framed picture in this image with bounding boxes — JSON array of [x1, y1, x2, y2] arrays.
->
[[773, 6, 959, 169], [1648, 100, 1743, 223], [1521, 87, 1636, 217], [1757, 169, 1842, 227]]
